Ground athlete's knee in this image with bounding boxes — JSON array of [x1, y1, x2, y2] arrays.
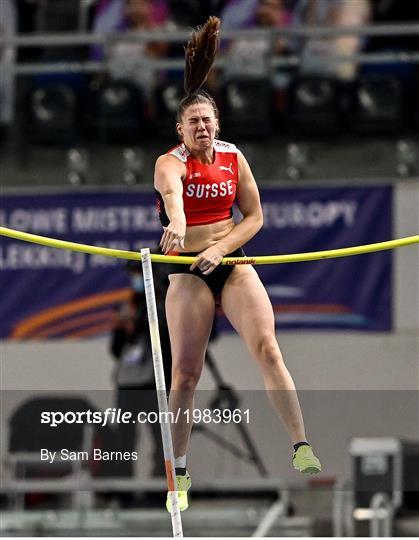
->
[[171, 365, 201, 391], [254, 334, 283, 368]]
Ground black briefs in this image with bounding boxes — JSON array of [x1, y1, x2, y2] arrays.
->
[[168, 247, 246, 298]]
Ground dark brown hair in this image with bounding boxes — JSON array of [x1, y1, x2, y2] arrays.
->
[[177, 16, 221, 123]]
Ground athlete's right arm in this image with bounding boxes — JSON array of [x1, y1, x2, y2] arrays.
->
[[154, 154, 187, 253]]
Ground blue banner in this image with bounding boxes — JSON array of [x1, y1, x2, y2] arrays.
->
[[0, 185, 392, 338], [247, 186, 392, 331]]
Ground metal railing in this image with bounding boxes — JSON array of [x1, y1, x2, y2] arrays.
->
[[0, 23, 419, 76], [333, 485, 395, 537], [353, 493, 395, 537], [2, 22, 419, 46]]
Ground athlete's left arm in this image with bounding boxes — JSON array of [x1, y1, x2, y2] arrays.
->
[[190, 151, 263, 274]]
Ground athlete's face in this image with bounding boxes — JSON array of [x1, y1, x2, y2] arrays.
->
[[177, 103, 219, 151]]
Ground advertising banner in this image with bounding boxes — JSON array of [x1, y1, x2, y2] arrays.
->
[[0, 185, 392, 338]]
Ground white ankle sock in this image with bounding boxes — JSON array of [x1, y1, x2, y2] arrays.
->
[[174, 455, 186, 469]]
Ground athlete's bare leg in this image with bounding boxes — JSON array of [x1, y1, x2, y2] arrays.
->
[[221, 265, 307, 444], [166, 274, 215, 458]]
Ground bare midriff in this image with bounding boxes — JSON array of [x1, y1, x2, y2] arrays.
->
[[165, 217, 235, 253]]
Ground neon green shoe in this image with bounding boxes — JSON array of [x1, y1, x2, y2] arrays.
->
[[293, 445, 322, 474], [166, 471, 192, 512]]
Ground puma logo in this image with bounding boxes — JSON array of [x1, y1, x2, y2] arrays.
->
[[219, 163, 233, 174]]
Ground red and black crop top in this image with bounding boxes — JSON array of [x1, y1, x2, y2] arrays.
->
[[155, 139, 239, 227]]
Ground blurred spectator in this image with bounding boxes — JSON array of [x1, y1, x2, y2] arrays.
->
[[110, 259, 171, 504], [220, 0, 260, 29], [91, 0, 172, 98], [0, 0, 17, 136], [222, 0, 292, 79], [295, 0, 371, 81], [91, 0, 170, 60]]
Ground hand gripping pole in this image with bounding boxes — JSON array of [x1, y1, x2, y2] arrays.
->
[[141, 248, 183, 538]]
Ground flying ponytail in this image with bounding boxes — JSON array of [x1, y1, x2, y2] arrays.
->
[[184, 16, 220, 95], [177, 17, 221, 125]]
